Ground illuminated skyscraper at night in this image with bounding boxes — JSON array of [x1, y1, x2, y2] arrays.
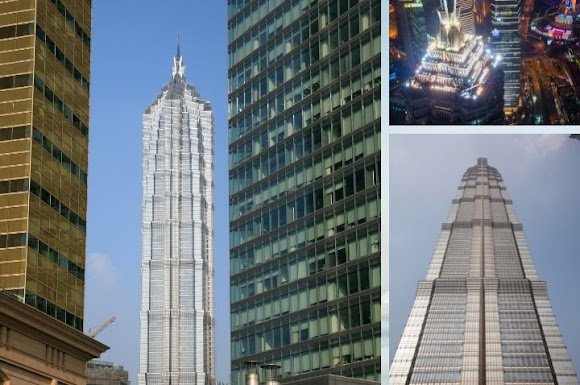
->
[[140, 47, 215, 385], [404, 0, 504, 124], [397, 0, 428, 71], [491, 0, 521, 110], [228, 0, 381, 384], [0, 0, 91, 330], [457, 0, 477, 35], [391, 158, 578, 385]]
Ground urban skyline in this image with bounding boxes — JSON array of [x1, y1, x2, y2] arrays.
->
[[390, 0, 580, 124], [139, 48, 215, 385], [391, 156, 578, 384]]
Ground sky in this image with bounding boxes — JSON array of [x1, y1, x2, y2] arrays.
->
[[84, 2, 229, 383], [389, 134, 580, 375]]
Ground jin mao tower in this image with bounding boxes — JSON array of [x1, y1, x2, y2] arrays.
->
[[139, 46, 215, 385], [390, 158, 578, 385], [404, 0, 504, 124]]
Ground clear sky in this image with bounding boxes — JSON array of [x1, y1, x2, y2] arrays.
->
[[390, 135, 580, 375], [84, 2, 229, 383]]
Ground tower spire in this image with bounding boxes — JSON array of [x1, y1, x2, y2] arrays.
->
[[172, 37, 185, 79]]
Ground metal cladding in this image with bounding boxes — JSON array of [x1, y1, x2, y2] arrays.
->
[[390, 158, 578, 385], [139, 47, 215, 385]]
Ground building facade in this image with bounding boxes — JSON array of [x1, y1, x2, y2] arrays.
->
[[404, 0, 505, 124], [396, 0, 427, 72], [87, 360, 129, 385], [139, 48, 215, 385], [228, 1, 381, 384], [390, 158, 578, 385], [281, 373, 378, 385], [490, 0, 521, 110], [0, 0, 91, 330], [0, 293, 108, 385], [457, 0, 476, 36]]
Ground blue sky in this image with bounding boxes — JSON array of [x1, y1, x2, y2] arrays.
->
[[389, 135, 580, 375], [84, 2, 229, 383]]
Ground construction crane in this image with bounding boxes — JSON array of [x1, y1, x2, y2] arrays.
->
[[87, 316, 116, 338]]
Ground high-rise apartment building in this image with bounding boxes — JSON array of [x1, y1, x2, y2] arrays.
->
[[228, 1, 381, 384], [0, 0, 91, 330], [139, 48, 215, 385], [390, 158, 578, 385], [490, 0, 521, 110]]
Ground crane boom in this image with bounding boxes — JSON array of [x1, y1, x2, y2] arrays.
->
[[87, 316, 116, 338]]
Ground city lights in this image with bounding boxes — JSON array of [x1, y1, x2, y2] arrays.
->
[[391, 0, 580, 124]]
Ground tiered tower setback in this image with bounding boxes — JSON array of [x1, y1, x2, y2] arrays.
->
[[404, 0, 505, 123], [139, 47, 215, 385], [391, 158, 578, 385]]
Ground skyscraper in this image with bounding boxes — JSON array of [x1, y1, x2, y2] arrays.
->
[[457, 0, 476, 36], [228, 1, 381, 384], [396, 0, 428, 72], [0, 0, 91, 330], [403, 0, 504, 124], [491, 0, 521, 110], [390, 158, 578, 385], [140, 47, 215, 385]]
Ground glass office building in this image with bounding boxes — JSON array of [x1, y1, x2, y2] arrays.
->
[[396, 0, 427, 72], [390, 158, 578, 385], [227, 1, 381, 384], [0, 0, 91, 330], [139, 49, 215, 385]]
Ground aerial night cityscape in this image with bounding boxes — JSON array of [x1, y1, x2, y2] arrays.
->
[[390, 0, 580, 124]]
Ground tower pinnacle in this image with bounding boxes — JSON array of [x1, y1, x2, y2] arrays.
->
[[172, 38, 185, 78]]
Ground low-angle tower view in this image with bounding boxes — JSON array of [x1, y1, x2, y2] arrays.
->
[[139, 47, 215, 385], [390, 158, 578, 385], [228, 0, 381, 384]]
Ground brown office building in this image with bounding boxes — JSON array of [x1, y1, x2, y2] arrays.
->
[[0, 0, 91, 330], [0, 293, 108, 385]]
